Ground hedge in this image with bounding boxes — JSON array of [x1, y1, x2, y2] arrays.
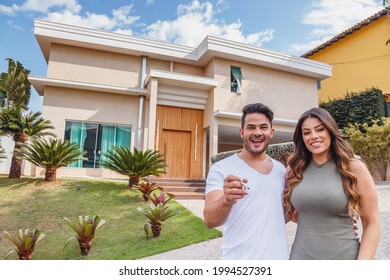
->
[[211, 142, 294, 167], [319, 87, 386, 129]]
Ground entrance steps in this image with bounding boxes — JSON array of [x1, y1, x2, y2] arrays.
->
[[150, 178, 206, 200]]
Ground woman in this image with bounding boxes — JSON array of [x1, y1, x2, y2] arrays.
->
[[284, 107, 380, 260]]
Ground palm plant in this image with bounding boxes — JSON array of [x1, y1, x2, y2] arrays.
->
[[100, 147, 166, 188], [0, 58, 31, 111], [3, 229, 46, 260], [137, 203, 180, 238], [133, 181, 163, 201], [64, 215, 106, 256], [148, 191, 174, 206], [22, 138, 85, 181], [0, 106, 55, 178]]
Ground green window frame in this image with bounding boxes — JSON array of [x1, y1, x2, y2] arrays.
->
[[64, 121, 131, 168]]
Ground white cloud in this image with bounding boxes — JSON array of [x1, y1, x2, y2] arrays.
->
[[143, 0, 274, 47], [291, 0, 383, 53], [1, 0, 81, 14]]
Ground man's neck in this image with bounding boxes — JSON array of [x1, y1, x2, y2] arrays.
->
[[237, 149, 268, 162]]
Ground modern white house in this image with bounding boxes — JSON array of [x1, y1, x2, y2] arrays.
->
[[24, 19, 331, 179]]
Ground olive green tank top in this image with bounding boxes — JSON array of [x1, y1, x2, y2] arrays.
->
[[290, 159, 360, 260]]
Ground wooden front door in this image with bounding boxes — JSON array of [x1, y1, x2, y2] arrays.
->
[[155, 105, 203, 179], [161, 130, 191, 178]]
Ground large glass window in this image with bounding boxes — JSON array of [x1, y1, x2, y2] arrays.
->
[[64, 121, 131, 168]]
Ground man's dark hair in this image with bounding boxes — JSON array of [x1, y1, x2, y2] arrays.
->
[[241, 103, 274, 128]]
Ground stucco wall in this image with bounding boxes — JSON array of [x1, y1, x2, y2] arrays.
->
[[211, 58, 318, 121], [308, 17, 390, 102], [47, 44, 141, 87]]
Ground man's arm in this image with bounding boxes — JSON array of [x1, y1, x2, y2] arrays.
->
[[203, 175, 248, 228]]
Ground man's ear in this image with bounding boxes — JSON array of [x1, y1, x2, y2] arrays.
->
[[239, 128, 243, 138]]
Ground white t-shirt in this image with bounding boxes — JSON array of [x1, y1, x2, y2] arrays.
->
[[206, 154, 288, 260]]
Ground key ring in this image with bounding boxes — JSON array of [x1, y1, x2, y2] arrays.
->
[[240, 182, 250, 190]]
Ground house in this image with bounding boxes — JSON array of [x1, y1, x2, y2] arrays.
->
[[302, 8, 390, 113], [26, 19, 331, 179]]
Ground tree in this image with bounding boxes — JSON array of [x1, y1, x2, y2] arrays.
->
[[0, 58, 31, 111], [22, 138, 85, 181], [0, 106, 55, 178], [100, 147, 166, 188], [345, 118, 390, 181]]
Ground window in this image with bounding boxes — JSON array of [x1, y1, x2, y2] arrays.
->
[[386, 102, 390, 117], [317, 81, 321, 90], [231, 66, 243, 94], [64, 121, 131, 168]]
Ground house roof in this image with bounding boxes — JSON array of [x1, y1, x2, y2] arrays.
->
[[33, 18, 331, 80], [302, 8, 389, 58]]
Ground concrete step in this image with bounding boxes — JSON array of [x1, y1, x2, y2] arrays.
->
[[150, 178, 206, 200]]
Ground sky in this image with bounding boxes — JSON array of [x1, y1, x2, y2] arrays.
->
[[0, 0, 385, 113]]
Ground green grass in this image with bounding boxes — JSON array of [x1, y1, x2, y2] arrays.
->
[[0, 176, 221, 260]]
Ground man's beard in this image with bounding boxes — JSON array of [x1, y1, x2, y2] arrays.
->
[[243, 138, 269, 155]]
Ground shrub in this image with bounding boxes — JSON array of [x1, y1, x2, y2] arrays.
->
[[211, 142, 294, 167], [137, 203, 180, 238], [100, 147, 166, 188], [3, 229, 45, 260], [133, 181, 163, 201], [320, 87, 386, 129], [64, 215, 106, 256], [345, 117, 390, 181]]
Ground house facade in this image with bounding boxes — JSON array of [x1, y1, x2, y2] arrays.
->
[[302, 9, 390, 111], [27, 19, 331, 179]]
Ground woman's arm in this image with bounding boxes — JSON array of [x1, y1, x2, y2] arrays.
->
[[351, 160, 381, 260]]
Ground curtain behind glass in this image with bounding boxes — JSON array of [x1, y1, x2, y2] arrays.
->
[[68, 122, 87, 167], [100, 124, 116, 163], [116, 125, 131, 148]]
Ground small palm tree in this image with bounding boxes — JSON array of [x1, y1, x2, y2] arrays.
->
[[0, 106, 55, 179], [100, 147, 166, 188], [3, 229, 46, 260], [137, 203, 180, 238], [64, 215, 106, 256], [22, 138, 85, 181], [133, 181, 163, 201]]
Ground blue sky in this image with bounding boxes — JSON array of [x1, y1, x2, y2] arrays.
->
[[0, 0, 385, 112]]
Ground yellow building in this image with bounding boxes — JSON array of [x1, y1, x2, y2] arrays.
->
[[303, 9, 390, 112]]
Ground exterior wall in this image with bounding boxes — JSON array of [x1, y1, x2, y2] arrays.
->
[[212, 58, 318, 121], [0, 136, 14, 175], [308, 17, 390, 102], [47, 44, 142, 87], [37, 87, 139, 178], [147, 59, 204, 76]]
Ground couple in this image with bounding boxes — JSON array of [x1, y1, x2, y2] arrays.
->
[[203, 103, 380, 260]]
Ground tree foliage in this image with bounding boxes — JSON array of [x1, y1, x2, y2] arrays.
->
[[22, 138, 84, 181], [319, 87, 386, 129], [100, 147, 166, 188], [345, 117, 390, 181]]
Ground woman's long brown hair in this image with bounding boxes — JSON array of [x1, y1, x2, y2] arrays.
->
[[284, 108, 362, 219]]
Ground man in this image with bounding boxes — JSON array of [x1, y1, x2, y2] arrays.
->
[[203, 103, 288, 259]]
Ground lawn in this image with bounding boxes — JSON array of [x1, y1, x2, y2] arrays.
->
[[0, 176, 221, 260]]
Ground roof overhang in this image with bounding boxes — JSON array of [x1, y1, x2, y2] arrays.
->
[[214, 110, 298, 126], [145, 69, 218, 90], [29, 75, 148, 96], [34, 19, 332, 81]]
